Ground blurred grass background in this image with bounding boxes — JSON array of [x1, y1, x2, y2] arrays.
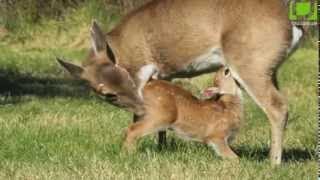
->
[[0, 0, 153, 47], [0, 0, 318, 179]]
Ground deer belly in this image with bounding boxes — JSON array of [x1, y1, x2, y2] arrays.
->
[[169, 48, 225, 78]]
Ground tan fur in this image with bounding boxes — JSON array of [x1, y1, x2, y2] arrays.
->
[[58, 0, 292, 165], [107, 0, 291, 75], [124, 68, 242, 159]]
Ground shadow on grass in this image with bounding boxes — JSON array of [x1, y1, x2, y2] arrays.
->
[[0, 69, 91, 104], [235, 145, 315, 163], [138, 138, 315, 163]]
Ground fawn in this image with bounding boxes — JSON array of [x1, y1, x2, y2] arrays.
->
[[123, 67, 242, 159]]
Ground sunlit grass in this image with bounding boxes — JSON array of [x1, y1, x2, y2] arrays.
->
[[0, 39, 317, 179], [0, 4, 318, 177]]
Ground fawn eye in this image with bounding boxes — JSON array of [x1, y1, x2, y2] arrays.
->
[[224, 68, 231, 77]]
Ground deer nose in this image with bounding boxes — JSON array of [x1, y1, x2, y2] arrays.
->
[[104, 94, 117, 98], [105, 93, 117, 100]]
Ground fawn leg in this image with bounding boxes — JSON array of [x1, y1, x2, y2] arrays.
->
[[124, 116, 167, 151], [133, 114, 140, 123], [158, 131, 167, 150], [208, 138, 238, 159], [133, 114, 167, 149]]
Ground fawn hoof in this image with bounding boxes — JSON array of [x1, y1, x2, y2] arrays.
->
[[122, 142, 137, 153]]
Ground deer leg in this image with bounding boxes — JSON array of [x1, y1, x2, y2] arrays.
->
[[228, 66, 288, 165], [124, 116, 168, 151], [208, 137, 238, 159], [133, 114, 140, 123], [221, 17, 290, 165], [134, 65, 167, 148], [135, 64, 158, 98], [133, 99, 166, 149], [158, 131, 167, 150]]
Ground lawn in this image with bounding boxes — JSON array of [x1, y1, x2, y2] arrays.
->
[[0, 21, 317, 180]]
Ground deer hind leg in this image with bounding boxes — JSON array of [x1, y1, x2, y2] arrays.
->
[[220, 14, 290, 165], [227, 64, 288, 165]]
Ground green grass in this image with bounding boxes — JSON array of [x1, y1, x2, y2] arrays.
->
[[0, 43, 317, 179], [0, 5, 318, 177]]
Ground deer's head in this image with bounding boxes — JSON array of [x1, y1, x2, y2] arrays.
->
[[57, 21, 144, 114]]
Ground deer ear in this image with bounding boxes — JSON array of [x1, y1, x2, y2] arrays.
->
[[57, 58, 84, 79], [90, 20, 106, 54]]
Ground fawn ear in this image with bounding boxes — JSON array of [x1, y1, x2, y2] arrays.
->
[[57, 58, 84, 79], [90, 20, 106, 54]]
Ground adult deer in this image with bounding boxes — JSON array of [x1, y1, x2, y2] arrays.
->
[[58, 0, 303, 165]]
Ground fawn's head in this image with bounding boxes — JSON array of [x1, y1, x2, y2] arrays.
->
[[204, 67, 241, 98], [57, 21, 143, 112]]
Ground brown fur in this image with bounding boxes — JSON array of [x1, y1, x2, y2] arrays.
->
[[107, 0, 290, 75], [124, 68, 242, 159], [58, 0, 292, 165]]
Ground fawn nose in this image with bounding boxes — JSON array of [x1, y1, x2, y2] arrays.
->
[[203, 87, 220, 97]]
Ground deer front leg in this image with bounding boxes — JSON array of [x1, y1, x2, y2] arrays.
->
[[135, 64, 167, 147], [136, 64, 159, 98]]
